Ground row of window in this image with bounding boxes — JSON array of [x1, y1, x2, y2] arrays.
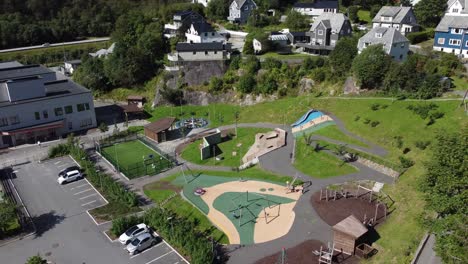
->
[[437, 38, 468, 46], [0, 115, 21, 127], [35, 103, 90, 121], [192, 51, 219, 55]]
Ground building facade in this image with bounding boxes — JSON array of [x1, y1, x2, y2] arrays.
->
[[358, 27, 410, 62], [227, 0, 257, 24], [186, 22, 225, 43], [372, 6, 419, 35], [433, 0, 468, 58], [164, 11, 205, 38], [169, 43, 232, 62], [292, 1, 338, 19], [0, 63, 96, 148]]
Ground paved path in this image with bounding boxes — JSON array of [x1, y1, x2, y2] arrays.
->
[[0, 37, 110, 53], [414, 234, 442, 264]]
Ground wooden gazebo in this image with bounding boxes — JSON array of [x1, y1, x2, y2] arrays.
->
[[332, 215, 368, 255]]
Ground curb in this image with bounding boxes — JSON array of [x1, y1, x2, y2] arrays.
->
[[411, 232, 430, 264]]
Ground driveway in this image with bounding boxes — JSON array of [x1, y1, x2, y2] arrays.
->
[[0, 157, 187, 264]]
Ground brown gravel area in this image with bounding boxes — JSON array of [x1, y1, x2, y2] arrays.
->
[[310, 190, 387, 227], [254, 240, 360, 264]]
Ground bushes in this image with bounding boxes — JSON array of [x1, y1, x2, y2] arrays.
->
[[415, 140, 431, 150], [407, 30, 435, 44], [111, 215, 142, 236], [370, 121, 380, 127], [407, 103, 439, 119], [399, 156, 415, 168]]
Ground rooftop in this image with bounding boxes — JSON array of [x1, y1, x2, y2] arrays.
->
[[332, 215, 368, 238], [310, 13, 349, 33], [435, 15, 468, 32], [0, 64, 54, 81], [176, 42, 232, 52], [372, 6, 416, 25], [293, 0, 338, 9], [358, 27, 409, 50], [191, 22, 215, 33], [0, 61, 23, 69], [145, 117, 176, 133]]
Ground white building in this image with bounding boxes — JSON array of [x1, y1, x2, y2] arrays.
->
[[186, 22, 225, 43], [192, 0, 210, 7], [292, 1, 338, 19], [357, 27, 410, 62], [372, 6, 419, 35], [0, 62, 96, 148], [168, 43, 232, 62], [446, 0, 468, 15]]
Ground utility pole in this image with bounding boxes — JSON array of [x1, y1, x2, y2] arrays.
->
[[234, 111, 239, 138]]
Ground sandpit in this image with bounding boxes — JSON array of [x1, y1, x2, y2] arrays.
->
[[199, 180, 301, 244]]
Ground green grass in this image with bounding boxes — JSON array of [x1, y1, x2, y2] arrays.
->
[[259, 52, 313, 60], [101, 140, 170, 178], [181, 127, 270, 167], [89, 203, 142, 223], [418, 38, 435, 50], [213, 192, 295, 245], [294, 137, 358, 178], [310, 124, 369, 148], [358, 10, 372, 23], [451, 75, 468, 91], [144, 189, 176, 204]]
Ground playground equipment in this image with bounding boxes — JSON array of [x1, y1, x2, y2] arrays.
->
[[285, 175, 299, 194], [242, 128, 286, 164], [291, 109, 334, 137], [315, 242, 335, 264], [229, 191, 281, 226], [194, 187, 206, 196]]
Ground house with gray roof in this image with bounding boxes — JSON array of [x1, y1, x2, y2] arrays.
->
[[372, 6, 419, 35], [358, 27, 410, 62], [164, 10, 205, 38], [432, 0, 468, 58], [297, 13, 352, 55], [185, 22, 225, 43], [227, 0, 257, 24]]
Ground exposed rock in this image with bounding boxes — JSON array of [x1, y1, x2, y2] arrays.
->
[[298, 78, 315, 95], [181, 61, 227, 86], [343, 76, 360, 95]]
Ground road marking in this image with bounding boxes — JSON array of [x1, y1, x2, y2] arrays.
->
[[74, 188, 92, 195], [81, 200, 97, 206], [129, 242, 165, 259], [54, 161, 61, 165], [144, 251, 174, 264], [70, 183, 88, 190], [79, 193, 97, 200], [162, 241, 190, 263]]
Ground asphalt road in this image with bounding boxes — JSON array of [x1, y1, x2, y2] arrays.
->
[[0, 37, 110, 53], [0, 157, 187, 264]]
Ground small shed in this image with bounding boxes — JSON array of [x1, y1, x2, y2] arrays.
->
[[200, 129, 222, 160], [144, 117, 176, 143], [127, 95, 145, 108], [332, 215, 368, 255]]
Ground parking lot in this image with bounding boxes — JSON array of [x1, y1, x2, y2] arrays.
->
[[0, 156, 188, 264]]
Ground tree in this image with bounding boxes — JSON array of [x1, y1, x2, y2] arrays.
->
[[237, 73, 256, 93], [209, 77, 223, 92], [329, 36, 359, 76], [352, 44, 391, 89], [0, 199, 17, 235], [206, 0, 230, 21], [370, 4, 382, 19], [26, 255, 47, 264], [417, 73, 443, 99], [285, 10, 310, 31], [73, 57, 109, 91], [348, 6, 359, 23], [414, 0, 447, 28], [421, 130, 467, 263]]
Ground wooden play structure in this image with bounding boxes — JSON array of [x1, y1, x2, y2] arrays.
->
[[332, 215, 368, 255]]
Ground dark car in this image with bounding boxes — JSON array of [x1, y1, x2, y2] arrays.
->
[[58, 166, 80, 177]]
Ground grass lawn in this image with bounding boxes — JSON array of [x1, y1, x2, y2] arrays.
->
[[89, 203, 141, 223], [451, 75, 468, 91], [294, 137, 358, 178], [181, 127, 270, 167], [101, 140, 171, 179], [358, 10, 372, 23], [310, 124, 369, 148], [259, 52, 313, 60]]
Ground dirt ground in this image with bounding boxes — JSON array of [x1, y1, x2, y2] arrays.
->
[[310, 190, 388, 227], [254, 240, 360, 264]]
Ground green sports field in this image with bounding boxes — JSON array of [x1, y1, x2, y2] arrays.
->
[[101, 140, 172, 179]]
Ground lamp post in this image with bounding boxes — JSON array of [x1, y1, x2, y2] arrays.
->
[[167, 216, 174, 237]]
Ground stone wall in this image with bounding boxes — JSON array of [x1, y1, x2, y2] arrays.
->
[[356, 157, 400, 178]]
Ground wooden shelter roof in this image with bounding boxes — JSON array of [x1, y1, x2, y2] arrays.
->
[[332, 215, 368, 238], [127, 95, 144, 100], [144, 117, 176, 133]]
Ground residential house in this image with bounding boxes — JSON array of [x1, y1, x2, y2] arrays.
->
[[297, 13, 352, 55], [372, 6, 419, 35], [164, 10, 205, 38], [186, 22, 225, 43], [0, 62, 96, 148], [227, 0, 257, 24], [168, 43, 232, 63], [280, 29, 310, 45], [446, 0, 468, 15], [192, 0, 210, 7], [357, 27, 410, 62], [292, 1, 338, 19]]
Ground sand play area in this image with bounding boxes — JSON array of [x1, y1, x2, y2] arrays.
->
[[181, 175, 301, 245]]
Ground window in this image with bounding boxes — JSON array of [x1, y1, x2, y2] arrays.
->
[[0, 117, 8, 127], [449, 39, 461, 46], [401, 43, 405, 48], [55, 107, 63, 116], [452, 8, 459, 13], [85, 103, 90, 110], [35, 112, 40, 120], [205, 51, 208, 55], [193, 51, 196, 55], [466, 40, 468, 47], [43, 110, 48, 119], [244, 6, 248, 10], [438, 38, 445, 45], [65, 105, 73, 114], [451, 28, 463, 34], [9, 115, 19, 125], [77, 103, 86, 112], [400, 54, 403, 59], [318, 30, 323, 35], [214, 51, 218, 54], [204, 33, 208, 36], [212, 32, 215, 36], [68, 122, 73, 130]]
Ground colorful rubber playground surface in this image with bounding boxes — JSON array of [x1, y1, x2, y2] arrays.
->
[[171, 174, 301, 245]]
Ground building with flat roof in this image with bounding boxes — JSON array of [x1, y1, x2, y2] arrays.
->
[[0, 62, 96, 148]]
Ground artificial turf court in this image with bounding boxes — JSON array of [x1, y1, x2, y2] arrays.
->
[[100, 140, 172, 179]]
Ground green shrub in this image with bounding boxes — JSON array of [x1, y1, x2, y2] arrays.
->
[[363, 118, 371, 124], [99, 122, 109, 132], [394, 136, 404, 149], [415, 140, 431, 150], [381, 104, 388, 109], [26, 255, 47, 264], [403, 147, 411, 154], [354, 115, 360, 121], [111, 215, 142, 236], [370, 121, 380, 127], [406, 30, 434, 44], [399, 156, 415, 168], [370, 103, 380, 111], [48, 144, 71, 158], [430, 111, 445, 120]]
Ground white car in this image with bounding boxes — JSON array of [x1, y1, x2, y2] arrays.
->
[[57, 170, 82, 184], [357, 24, 368, 31], [126, 233, 161, 255], [119, 223, 149, 245]]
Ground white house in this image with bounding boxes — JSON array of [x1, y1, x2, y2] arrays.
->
[[372, 6, 419, 35], [168, 43, 232, 62], [358, 27, 410, 62], [186, 22, 225, 43], [292, 1, 338, 19], [192, 0, 210, 7], [227, 0, 257, 24], [446, 0, 468, 15]]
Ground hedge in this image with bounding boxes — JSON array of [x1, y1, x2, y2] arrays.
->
[[407, 30, 435, 44]]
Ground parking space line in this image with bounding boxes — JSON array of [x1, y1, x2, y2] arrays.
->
[[57, 163, 70, 168], [79, 193, 97, 200], [54, 161, 61, 165], [65, 179, 86, 186], [83, 178, 109, 204], [74, 188, 92, 195], [162, 241, 190, 264], [81, 200, 97, 206], [70, 183, 89, 190], [144, 251, 175, 264], [129, 242, 166, 259]]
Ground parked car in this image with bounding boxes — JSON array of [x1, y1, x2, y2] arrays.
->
[[57, 170, 82, 184], [126, 233, 161, 255], [58, 166, 80, 177], [357, 24, 368, 31], [119, 223, 149, 245], [42, 42, 50, 47]]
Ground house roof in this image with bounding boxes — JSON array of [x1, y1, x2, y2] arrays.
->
[[144, 117, 176, 133], [358, 27, 409, 51], [0, 61, 23, 69], [372, 6, 414, 24], [176, 42, 232, 52], [332, 215, 368, 238], [435, 15, 468, 32], [191, 22, 215, 33], [448, 0, 468, 13], [269, 34, 289, 41], [310, 13, 349, 33], [231, 0, 256, 8], [293, 0, 338, 9], [0, 65, 53, 81]]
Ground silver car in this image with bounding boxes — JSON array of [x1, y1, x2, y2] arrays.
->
[[126, 233, 161, 255]]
